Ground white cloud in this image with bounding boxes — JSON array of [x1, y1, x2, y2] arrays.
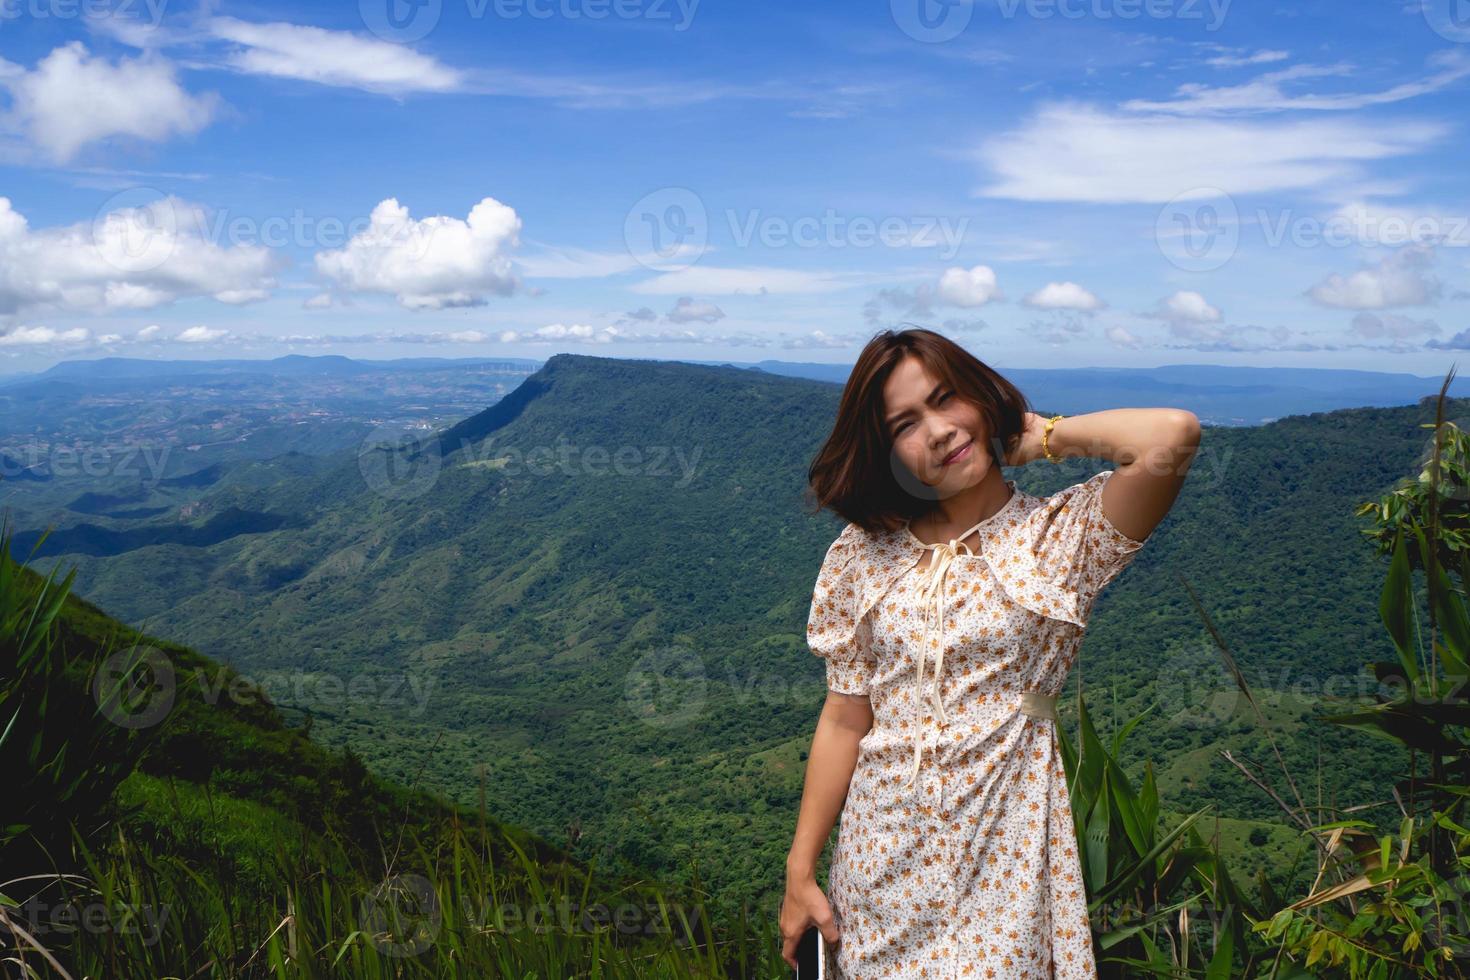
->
[[1323, 201, 1470, 248], [1202, 49, 1291, 69], [629, 266, 850, 295], [207, 17, 464, 94], [974, 102, 1446, 203], [1022, 281, 1103, 311], [1306, 245, 1440, 309], [1106, 325, 1142, 348], [1125, 49, 1470, 115], [314, 197, 522, 310], [1140, 289, 1223, 323], [783, 330, 859, 349], [1350, 312, 1440, 339], [176, 325, 228, 342], [0, 196, 279, 316], [666, 296, 725, 324], [936, 265, 1001, 308], [0, 325, 91, 346], [0, 42, 218, 162]]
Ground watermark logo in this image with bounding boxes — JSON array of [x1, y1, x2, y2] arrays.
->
[[1153, 641, 1239, 728], [1155, 188, 1239, 272], [94, 644, 176, 729], [624, 187, 708, 272], [891, 0, 973, 42], [358, 426, 444, 501], [1422, 0, 1470, 42], [1417, 414, 1470, 503], [359, 0, 442, 41], [624, 644, 706, 728], [92, 187, 180, 275], [360, 874, 442, 957]]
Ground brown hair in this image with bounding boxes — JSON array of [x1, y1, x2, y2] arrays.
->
[[804, 327, 1032, 534]]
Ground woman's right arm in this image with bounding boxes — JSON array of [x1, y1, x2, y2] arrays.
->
[[780, 690, 873, 969]]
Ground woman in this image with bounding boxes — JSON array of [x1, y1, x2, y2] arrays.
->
[[780, 328, 1198, 978]]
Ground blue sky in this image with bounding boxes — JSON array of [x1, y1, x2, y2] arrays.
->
[[0, 0, 1467, 373]]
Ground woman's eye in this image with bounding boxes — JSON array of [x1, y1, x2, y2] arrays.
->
[[939, 391, 953, 403]]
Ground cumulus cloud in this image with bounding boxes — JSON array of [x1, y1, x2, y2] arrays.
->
[[0, 325, 91, 346], [0, 195, 279, 316], [1022, 281, 1103, 311], [665, 296, 725, 324], [1306, 245, 1440, 309], [176, 325, 229, 343], [0, 42, 219, 163], [1142, 290, 1231, 343], [936, 265, 1002, 308], [314, 197, 522, 310]]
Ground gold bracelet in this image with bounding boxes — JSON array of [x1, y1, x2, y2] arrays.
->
[[1042, 414, 1065, 463]]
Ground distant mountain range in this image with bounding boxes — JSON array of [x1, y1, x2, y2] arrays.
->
[[5, 353, 1464, 426]]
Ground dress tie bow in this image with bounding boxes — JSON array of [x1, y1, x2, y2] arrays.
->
[[906, 521, 987, 789]]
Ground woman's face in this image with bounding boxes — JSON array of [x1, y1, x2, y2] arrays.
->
[[881, 355, 994, 496]]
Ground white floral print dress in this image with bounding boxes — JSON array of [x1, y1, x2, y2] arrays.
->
[[806, 470, 1150, 979]]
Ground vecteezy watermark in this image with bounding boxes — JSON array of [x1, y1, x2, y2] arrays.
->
[[196, 667, 438, 719], [624, 187, 709, 273], [1421, 0, 1470, 43], [94, 644, 177, 730], [91, 187, 436, 275], [890, 0, 1228, 41], [727, 208, 969, 261], [622, 188, 970, 271], [1418, 414, 1470, 503], [359, 0, 699, 43], [625, 644, 707, 728], [1155, 188, 1240, 273], [453, 436, 704, 485], [358, 426, 444, 502], [1156, 189, 1470, 271], [355, 881, 702, 957], [0, 0, 167, 28], [1152, 640, 1241, 728], [459, 896, 699, 936], [0, 441, 173, 483], [358, 431, 706, 500], [93, 646, 437, 729], [360, 874, 442, 957], [12, 893, 170, 947]]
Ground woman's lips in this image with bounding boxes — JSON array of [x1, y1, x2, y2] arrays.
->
[[941, 441, 973, 465]]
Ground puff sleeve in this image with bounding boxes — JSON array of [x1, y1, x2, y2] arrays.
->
[[806, 527, 878, 696], [1033, 469, 1149, 609]]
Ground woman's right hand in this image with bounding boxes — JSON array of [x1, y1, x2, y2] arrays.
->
[[779, 873, 840, 970]]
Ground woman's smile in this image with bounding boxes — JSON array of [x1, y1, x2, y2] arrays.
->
[[940, 440, 973, 466]]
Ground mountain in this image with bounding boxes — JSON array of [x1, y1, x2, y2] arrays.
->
[[5, 353, 542, 385], [11, 352, 1430, 917]]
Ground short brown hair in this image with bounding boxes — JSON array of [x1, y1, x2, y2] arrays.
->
[[804, 327, 1032, 534]]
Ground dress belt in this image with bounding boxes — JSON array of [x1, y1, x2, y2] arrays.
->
[[1019, 690, 1059, 722]]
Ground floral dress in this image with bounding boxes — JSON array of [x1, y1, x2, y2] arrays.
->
[[806, 470, 1150, 979]]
